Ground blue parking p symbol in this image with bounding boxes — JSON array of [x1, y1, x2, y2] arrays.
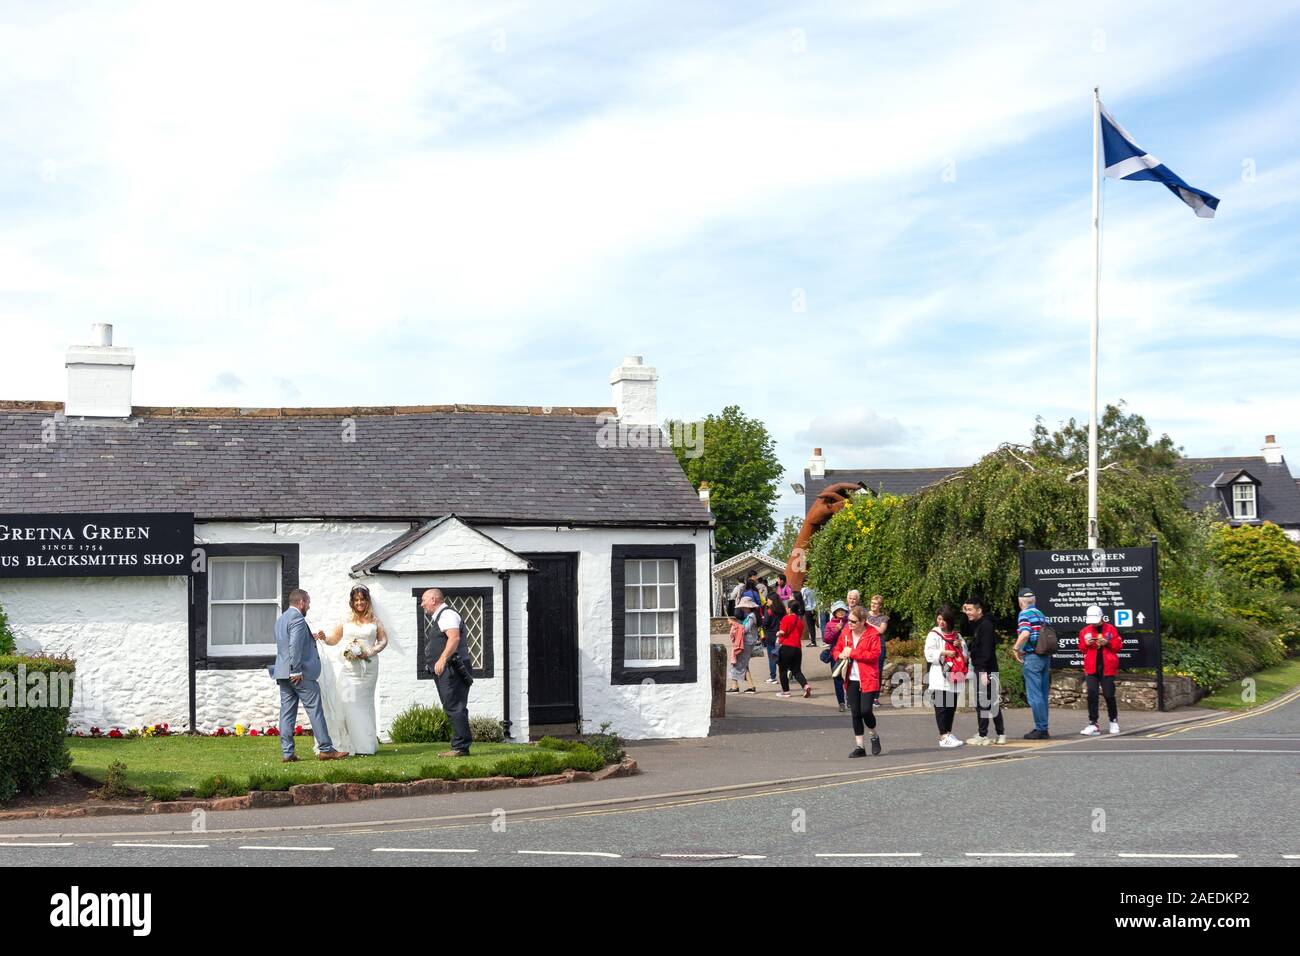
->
[[1114, 609, 1133, 628]]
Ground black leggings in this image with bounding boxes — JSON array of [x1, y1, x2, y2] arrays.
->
[[1087, 673, 1118, 723], [931, 689, 958, 735], [778, 645, 807, 692], [846, 680, 878, 736]]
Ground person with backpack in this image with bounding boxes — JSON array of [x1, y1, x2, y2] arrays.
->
[[726, 596, 760, 694], [924, 604, 970, 748], [776, 594, 812, 698], [833, 605, 883, 757], [822, 600, 851, 711], [1078, 604, 1123, 735], [1013, 586, 1054, 740]]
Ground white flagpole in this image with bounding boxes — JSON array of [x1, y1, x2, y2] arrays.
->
[[1088, 86, 1101, 550]]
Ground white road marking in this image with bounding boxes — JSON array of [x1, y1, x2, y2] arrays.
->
[[738, 855, 767, 860], [0, 842, 75, 847], [113, 843, 209, 849], [966, 852, 1075, 858], [239, 845, 334, 852], [1042, 749, 1300, 755], [816, 852, 923, 858], [1118, 858, 1237, 863], [1283, 855, 1300, 860], [372, 847, 478, 854], [517, 850, 621, 858]]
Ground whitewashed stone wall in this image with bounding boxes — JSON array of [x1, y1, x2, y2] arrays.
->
[[1, 519, 710, 741], [487, 525, 712, 740], [0, 575, 188, 730]]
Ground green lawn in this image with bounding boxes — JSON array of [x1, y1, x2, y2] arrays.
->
[[69, 737, 536, 795], [1199, 657, 1300, 712]]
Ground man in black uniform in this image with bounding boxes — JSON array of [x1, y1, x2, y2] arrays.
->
[[420, 588, 473, 756]]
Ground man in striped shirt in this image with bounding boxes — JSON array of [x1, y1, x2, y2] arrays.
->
[[1013, 587, 1051, 739]]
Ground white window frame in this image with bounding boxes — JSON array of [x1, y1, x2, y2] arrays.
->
[[623, 558, 680, 668], [207, 556, 282, 656], [1232, 481, 1258, 520]]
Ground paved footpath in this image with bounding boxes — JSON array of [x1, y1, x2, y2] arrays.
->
[[4, 664, 1295, 865]]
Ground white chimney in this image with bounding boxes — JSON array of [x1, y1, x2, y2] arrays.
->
[[1262, 434, 1283, 465], [698, 481, 711, 509], [610, 355, 658, 427], [807, 447, 826, 479], [65, 323, 135, 418]]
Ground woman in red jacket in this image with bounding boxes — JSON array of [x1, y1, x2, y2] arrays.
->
[[775, 595, 811, 698], [1078, 604, 1123, 735], [833, 605, 883, 757]]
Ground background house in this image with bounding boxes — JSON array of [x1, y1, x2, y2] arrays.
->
[[0, 328, 714, 740]]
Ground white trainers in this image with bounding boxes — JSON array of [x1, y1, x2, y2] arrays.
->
[[939, 734, 964, 748], [965, 735, 991, 746], [993, 734, 1007, 745], [1081, 723, 1101, 736], [1109, 721, 1121, 735]]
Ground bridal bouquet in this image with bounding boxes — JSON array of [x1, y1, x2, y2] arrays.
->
[[342, 639, 367, 662]]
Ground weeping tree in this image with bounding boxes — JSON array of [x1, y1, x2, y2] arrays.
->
[[807, 445, 1197, 637]]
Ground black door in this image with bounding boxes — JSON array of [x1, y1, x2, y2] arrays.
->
[[523, 552, 580, 727]]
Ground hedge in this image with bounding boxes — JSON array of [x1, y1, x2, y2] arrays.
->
[[0, 655, 76, 802]]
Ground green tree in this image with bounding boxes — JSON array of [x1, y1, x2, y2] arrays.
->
[[1032, 401, 1182, 470], [767, 516, 801, 563], [667, 405, 783, 560], [0, 599, 14, 656], [807, 446, 1195, 637], [1208, 522, 1300, 591]]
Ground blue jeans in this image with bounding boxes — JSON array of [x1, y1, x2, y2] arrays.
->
[[278, 677, 335, 757], [765, 640, 778, 680], [1022, 652, 1051, 731]]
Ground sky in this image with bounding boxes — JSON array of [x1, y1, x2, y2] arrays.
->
[[2, 0, 1299, 528]]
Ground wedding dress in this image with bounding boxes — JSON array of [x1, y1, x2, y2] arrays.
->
[[315, 621, 380, 755]]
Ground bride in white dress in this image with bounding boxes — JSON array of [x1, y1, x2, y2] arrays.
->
[[315, 585, 387, 756]]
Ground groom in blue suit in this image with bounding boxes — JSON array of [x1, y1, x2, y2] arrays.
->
[[270, 589, 348, 762]]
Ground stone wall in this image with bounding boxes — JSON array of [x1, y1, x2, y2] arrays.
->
[[1050, 671, 1201, 710]]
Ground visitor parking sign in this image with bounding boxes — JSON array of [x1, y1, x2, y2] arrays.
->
[[1019, 543, 1162, 669]]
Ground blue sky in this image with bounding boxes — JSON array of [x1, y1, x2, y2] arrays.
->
[[2, 1, 1298, 527]]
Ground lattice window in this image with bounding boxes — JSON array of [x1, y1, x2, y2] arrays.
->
[[414, 587, 493, 679]]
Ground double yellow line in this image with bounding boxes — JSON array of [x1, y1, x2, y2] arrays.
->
[[1146, 684, 1300, 738]]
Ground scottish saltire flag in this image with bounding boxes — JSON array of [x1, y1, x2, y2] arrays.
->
[[1099, 102, 1219, 218]]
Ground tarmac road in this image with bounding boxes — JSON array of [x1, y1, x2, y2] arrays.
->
[[3, 688, 1297, 867]]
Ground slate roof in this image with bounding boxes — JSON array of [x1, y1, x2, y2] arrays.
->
[[0, 402, 712, 527], [1181, 456, 1300, 529], [803, 467, 962, 513]]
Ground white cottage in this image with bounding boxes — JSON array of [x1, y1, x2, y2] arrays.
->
[[0, 327, 714, 740]]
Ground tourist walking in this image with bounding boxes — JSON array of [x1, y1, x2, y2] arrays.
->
[[962, 596, 1006, 745], [776, 595, 811, 698], [1078, 604, 1122, 735], [761, 595, 783, 683], [925, 604, 970, 748], [777, 574, 794, 604], [727, 597, 760, 694], [833, 605, 883, 757], [1013, 587, 1052, 739], [822, 600, 850, 711]]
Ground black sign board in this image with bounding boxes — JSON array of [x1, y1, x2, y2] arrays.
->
[[1019, 543, 1162, 670], [0, 513, 194, 579]]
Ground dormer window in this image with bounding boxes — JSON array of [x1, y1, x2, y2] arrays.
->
[[1232, 480, 1257, 520]]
